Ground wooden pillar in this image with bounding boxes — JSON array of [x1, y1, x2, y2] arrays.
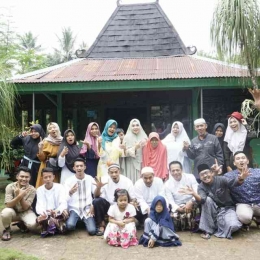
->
[[72, 107, 78, 135], [57, 93, 62, 128], [192, 88, 200, 138]]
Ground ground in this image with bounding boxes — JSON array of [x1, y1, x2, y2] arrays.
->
[[0, 185, 260, 260]]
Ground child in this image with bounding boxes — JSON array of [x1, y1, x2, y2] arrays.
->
[[36, 167, 69, 237], [139, 195, 182, 248], [104, 189, 138, 248]]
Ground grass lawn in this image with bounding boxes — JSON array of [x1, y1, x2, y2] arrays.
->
[[0, 186, 6, 211], [0, 248, 39, 260]]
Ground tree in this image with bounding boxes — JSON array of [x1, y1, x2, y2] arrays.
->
[[211, 0, 260, 123], [17, 31, 41, 52]]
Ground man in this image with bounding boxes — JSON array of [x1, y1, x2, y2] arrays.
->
[[164, 161, 198, 230], [180, 163, 247, 239], [92, 163, 135, 236], [64, 158, 97, 236], [36, 167, 68, 237], [225, 151, 260, 227], [183, 118, 223, 180], [134, 166, 164, 223], [1, 166, 38, 241]]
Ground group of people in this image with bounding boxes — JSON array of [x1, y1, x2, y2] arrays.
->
[[1, 112, 260, 249]]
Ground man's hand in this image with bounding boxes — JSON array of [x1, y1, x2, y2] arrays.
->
[[69, 183, 78, 196], [211, 158, 222, 175], [177, 206, 186, 213], [148, 238, 155, 248], [185, 201, 193, 214], [87, 205, 94, 217], [179, 185, 194, 196], [37, 213, 48, 223], [62, 209, 69, 219], [93, 177, 107, 190], [239, 166, 250, 180]]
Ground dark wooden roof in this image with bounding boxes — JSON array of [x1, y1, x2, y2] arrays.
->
[[76, 1, 196, 59]]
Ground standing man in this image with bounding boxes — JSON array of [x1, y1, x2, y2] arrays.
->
[[93, 163, 135, 236], [183, 118, 224, 180], [134, 166, 164, 224], [225, 151, 260, 227], [1, 166, 38, 241], [64, 158, 97, 236]]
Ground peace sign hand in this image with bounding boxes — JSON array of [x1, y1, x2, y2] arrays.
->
[[211, 158, 222, 175]]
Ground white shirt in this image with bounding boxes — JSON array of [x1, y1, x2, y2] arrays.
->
[[100, 174, 135, 204], [107, 203, 136, 221], [36, 183, 67, 216], [134, 177, 164, 214], [64, 175, 96, 219], [164, 173, 198, 212]]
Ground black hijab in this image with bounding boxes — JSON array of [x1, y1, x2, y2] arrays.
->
[[212, 123, 225, 147], [22, 124, 45, 160], [58, 129, 80, 173]]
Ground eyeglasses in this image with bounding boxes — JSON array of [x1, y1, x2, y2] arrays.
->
[[199, 170, 211, 177]]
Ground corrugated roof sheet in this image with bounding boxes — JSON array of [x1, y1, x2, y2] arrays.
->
[[13, 56, 250, 84], [77, 2, 196, 59]]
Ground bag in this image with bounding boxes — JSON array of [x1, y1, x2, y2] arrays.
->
[[46, 158, 61, 172]]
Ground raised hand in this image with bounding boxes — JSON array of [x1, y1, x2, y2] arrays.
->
[[69, 183, 78, 196], [179, 185, 194, 195], [211, 158, 222, 175], [239, 165, 250, 180], [93, 177, 107, 190], [61, 146, 69, 157]]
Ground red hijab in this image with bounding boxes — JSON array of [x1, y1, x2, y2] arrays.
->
[[142, 132, 168, 180]]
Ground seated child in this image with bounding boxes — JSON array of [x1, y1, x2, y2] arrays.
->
[[104, 189, 138, 248], [139, 195, 182, 248], [36, 167, 69, 237]]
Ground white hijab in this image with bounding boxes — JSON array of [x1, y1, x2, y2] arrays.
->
[[224, 117, 247, 154]]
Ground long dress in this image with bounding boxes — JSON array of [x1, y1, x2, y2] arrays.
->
[[123, 119, 147, 183], [10, 124, 45, 187], [162, 121, 191, 173], [104, 203, 138, 249], [80, 122, 100, 178], [36, 141, 60, 188], [58, 129, 80, 184], [139, 196, 181, 247]]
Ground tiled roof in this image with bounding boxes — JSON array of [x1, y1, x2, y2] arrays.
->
[[76, 1, 196, 59], [13, 56, 250, 84]]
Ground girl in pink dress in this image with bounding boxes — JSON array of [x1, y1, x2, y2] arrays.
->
[[104, 189, 138, 249]]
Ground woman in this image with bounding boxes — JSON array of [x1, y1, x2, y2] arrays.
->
[[97, 119, 122, 178], [36, 122, 63, 188], [139, 195, 181, 247], [212, 123, 225, 150], [58, 129, 81, 184], [123, 119, 147, 183], [10, 124, 45, 187], [142, 132, 168, 180], [80, 122, 100, 178], [224, 112, 255, 171], [162, 121, 191, 173]]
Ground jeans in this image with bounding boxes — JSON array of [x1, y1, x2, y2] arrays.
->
[[66, 210, 96, 235]]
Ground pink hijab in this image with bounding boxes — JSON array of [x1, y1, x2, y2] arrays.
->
[[142, 132, 168, 180], [80, 122, 100, 157]]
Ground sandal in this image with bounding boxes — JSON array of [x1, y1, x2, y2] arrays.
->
[[96, 226, 105, 236], [200, 232, 211, 240], [2, 229, 11, 241]]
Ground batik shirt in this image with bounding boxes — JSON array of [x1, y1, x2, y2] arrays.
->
[[225, 168, 260, 205]]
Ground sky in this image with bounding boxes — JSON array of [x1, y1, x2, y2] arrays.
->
[[0, 0, 219, 54]]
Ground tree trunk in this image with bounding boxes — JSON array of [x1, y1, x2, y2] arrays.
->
[[248, 88, 260, 111]]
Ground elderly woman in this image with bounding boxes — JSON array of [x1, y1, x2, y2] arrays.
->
[[97, 119, 122, 178], [11, 124, 45, 186], [162, 121, 191, 173], [80, 122, 100, 178], [123, 119, 147, 183], [224, 112, 256, 171], [58, 129, 81, 184], [36, 122, 63, 188], [142, 132, 168, 181]]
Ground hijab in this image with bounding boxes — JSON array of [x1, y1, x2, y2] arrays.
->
[[22, 124, 45, 160], [224, 117, 247, 154], [101, 119, 118, 151], [44, 122, 63, 145], [142, 132, 168, 179], [212, 123, 225, 147], [58, 129, 80, 173], [80, 122, 100, 157], [150, 195, 174, 231], [162, 121, 190, 144]]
